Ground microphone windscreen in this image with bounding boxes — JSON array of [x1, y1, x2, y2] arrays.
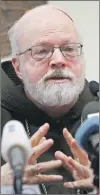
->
[[75, 116, 99, 149], [1, 120, 31, 163], [89, 81, 99, 96]]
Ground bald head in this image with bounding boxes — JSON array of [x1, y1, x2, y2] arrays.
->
[[8, 4, 80, 57], [24, 4, 73, 22]]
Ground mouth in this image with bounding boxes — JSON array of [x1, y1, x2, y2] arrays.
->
[[46, 77, 72, 83]]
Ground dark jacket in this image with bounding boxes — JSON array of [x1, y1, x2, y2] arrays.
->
[[1, 61, 98, 194]]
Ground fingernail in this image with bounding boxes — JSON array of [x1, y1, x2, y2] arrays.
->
[[44, 123, 49, 128], [56, 160, 62, 164], [63, 127, 66, 131], [64, 182, 72, 187], [47, 138, 54, 143], [57, 175, 63, 180], [63, 128, 67, 133], [68, 156, 73, 161], [39, 123, 49, 131], [55, 151, 62, 155]]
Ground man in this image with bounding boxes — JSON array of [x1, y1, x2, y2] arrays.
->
[[1, 4, 98, 194]]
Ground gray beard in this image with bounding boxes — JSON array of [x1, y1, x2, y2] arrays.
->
[[21, 69, 85, 108]]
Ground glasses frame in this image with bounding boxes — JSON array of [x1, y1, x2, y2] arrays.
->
[[16, 43, 83, 60]]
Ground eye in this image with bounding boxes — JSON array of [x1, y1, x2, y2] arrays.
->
[[38, 48, 49, 54], [67, 47, 74, 52], [62, 46, 75, 52], [33, 46, 50, 57], [32, 45, 51, 60]]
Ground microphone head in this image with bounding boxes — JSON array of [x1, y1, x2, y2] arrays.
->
[[89, 81, 99, 96], [75, 116, 99, 151], [1, 120, 32, 163], [81, 101, 99, 122]]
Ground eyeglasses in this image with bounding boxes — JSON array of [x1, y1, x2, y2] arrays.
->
[[17, 43, 83, 61]]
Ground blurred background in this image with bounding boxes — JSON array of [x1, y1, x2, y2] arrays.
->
[[1, 1, 99, 82]]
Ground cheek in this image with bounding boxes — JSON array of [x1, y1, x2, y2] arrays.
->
[[20, 56, 48, 84], [68, 58, 84, 77], [27, 63, 48, 84]]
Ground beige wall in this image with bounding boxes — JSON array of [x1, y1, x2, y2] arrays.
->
[[48, 1, 99, 82]]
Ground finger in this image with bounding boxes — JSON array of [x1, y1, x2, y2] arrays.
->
[[63, 128, 74, 147], [30, 123, 49, 147], [28, 157, 37, 165], [64, 178, 94, 189], [23, 174, 63, 184], [68, 158, 90, 178], [29, 139, 54, 162], [71, 139, 89, 165], [25, 160, 62, 176], [63, 128, 89, 165], [55, 151, 74, 173], [39, 137, 46, 144], [72, 170, 82, 180], [29, 137, 47, 164]]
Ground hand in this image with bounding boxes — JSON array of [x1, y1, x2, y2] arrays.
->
[[55, 128, 94, 189], [63, 157, 94, 189], [23, 160, 63, 184], [1, 161, 63, 185], [1, 163, 13, 185], [1, 123, 63, 185]]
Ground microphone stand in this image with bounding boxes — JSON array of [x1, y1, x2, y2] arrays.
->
[[13, 167, 23, 194], [9, 147, 25, 194]]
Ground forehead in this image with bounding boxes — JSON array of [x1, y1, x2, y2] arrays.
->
[[18, 9, 79, 49]]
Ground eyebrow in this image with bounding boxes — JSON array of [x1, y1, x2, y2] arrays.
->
[[34, 39, 73, 46]]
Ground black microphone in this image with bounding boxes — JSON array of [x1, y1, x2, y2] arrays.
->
[[89, 81, 99, 97]]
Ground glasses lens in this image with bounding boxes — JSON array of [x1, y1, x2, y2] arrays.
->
[[31, 45, 52, 60], [61, 43, 81, 58]]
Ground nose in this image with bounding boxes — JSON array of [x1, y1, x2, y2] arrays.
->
[[49, 48, 67, 69]]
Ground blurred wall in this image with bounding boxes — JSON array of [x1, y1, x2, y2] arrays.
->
[[1, 0, 47, 57]]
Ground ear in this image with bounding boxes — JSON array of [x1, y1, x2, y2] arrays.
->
[[12, 58, 22, 80]]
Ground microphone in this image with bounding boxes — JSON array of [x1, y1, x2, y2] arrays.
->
[[75, 116, 99, 155], [77, 99, 99, 156], [1, 120, 32, 194], [89, 81, 99, 97], [75, 102, 99, 188]]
